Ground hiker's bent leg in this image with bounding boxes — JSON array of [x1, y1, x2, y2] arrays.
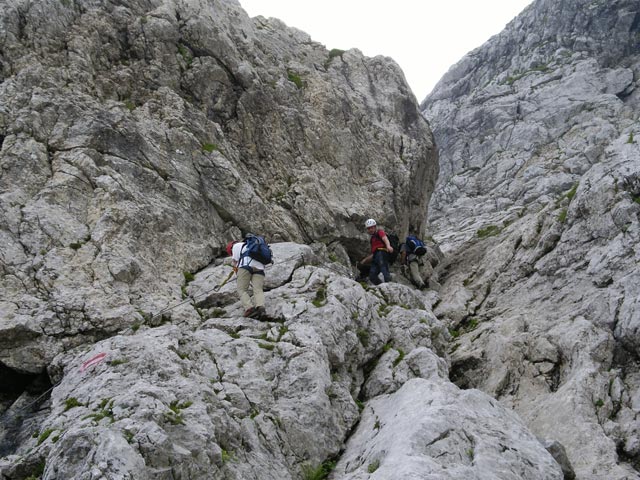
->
[[422, 260, 439, 290], [251, 272, 265, 308], [369, 253, 382, 285], [409, 261, 425, 288], [380, 252, 391, 283], [236, 268, 254, 309]]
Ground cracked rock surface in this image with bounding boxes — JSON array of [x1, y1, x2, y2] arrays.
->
[[0, 0, 560, 478], [0, 0, 612, 478], [422, 0, 640, 478], [1, 248, 561, 479], [0, 0, 436, 377]]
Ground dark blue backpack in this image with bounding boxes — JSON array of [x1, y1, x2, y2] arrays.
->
[[406, 235, 427, 256], [241, 234, 273, 264]]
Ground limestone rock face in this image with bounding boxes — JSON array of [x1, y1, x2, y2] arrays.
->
[[334, 379, 563, 480], [0, 0, 583, 478], [1, 0, 567, 479], [0, 0, 436, 378], [0, 251, 563, 480], [422, 0, 640, 477]]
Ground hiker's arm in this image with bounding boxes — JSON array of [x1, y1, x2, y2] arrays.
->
[[382, 235, 393, 252], [361, 254, 372, 264]]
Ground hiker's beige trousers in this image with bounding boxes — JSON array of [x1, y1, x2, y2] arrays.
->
[[408, 260, 425, 288], [237, 268, 265, 309]]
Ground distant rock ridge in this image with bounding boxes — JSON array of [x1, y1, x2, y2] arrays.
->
[[422, 0, 640, 478]]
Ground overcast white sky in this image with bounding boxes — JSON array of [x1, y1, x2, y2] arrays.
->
[[239, 0, 533, 101]]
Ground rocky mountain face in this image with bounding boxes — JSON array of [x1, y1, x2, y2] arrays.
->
[[0, 0, 436, 381], [0, 0, 554, 479], [422, 0, 640, 478], [2, 0, 632, 478]]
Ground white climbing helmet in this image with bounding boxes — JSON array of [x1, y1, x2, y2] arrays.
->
[[364, 218, 377, 228]]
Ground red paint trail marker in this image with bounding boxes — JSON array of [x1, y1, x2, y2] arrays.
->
[[81, 352, 107, 372]]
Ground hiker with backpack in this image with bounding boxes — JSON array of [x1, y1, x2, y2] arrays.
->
[[362, 218, 394, 285], [400, 234, 429, 289], [226, 233, 272, 320]]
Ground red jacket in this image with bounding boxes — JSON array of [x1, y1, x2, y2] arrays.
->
[[370, 229, 388, 253]]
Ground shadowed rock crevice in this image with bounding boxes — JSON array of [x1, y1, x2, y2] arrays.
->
[[0, 364, 36, 413], [448, 354, 483, 390], [0, 366, 52, 458]]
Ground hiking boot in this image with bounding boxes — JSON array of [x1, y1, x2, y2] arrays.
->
[[243, 307, 256, 318], [250, 306, 266, 320]]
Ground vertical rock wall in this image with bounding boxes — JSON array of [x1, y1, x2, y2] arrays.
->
[[0, 0, 437, 376], [422, 0, 640, 477]]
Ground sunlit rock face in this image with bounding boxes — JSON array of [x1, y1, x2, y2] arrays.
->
[[0, 0, 437, 376], [0, 244, 563, 479], [0, 0, 479, 478], [422, 0, 640, 477]]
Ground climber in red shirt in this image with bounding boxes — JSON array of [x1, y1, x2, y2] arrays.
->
[[361, 218, 393, 285]]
